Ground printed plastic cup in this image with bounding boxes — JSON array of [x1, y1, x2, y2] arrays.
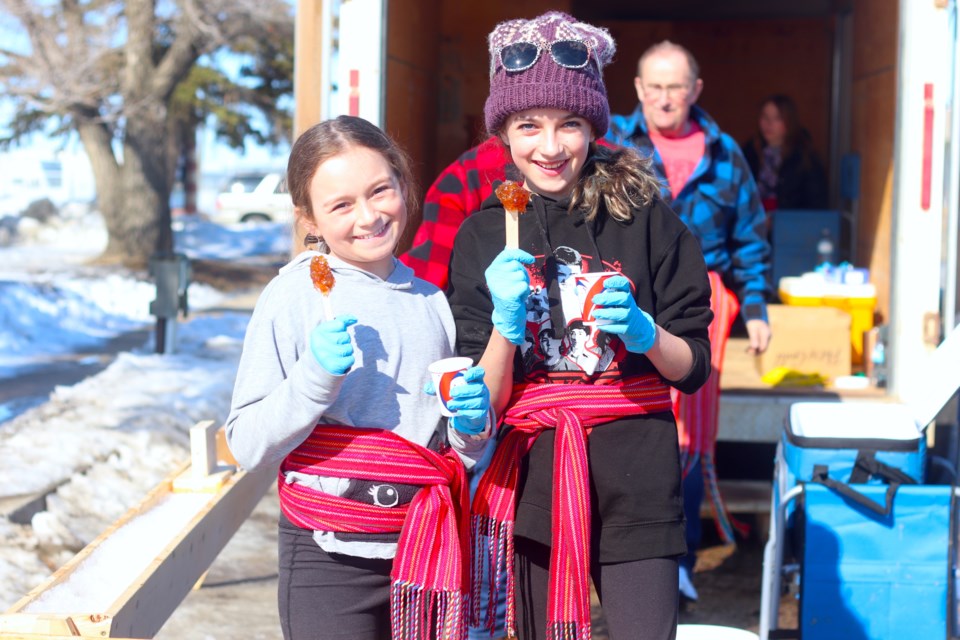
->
[[428, 356, 473, 417], [572, 271, 621, 326]]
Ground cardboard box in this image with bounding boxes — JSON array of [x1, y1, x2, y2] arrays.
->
[[779, 276, 876, 365], [758, 304, 852, 380]]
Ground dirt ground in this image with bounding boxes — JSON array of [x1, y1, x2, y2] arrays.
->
[[676, 520, 798, 635], [587, 515, 797, 638]]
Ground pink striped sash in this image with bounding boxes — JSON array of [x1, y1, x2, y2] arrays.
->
[[278, 425, 470, 640], [470, 375, 672, 640], [671, 271, 744, 543]]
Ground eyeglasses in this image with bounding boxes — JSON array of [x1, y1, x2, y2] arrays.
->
[[496, 39, 596, 76], [641, 83, 692, 99]]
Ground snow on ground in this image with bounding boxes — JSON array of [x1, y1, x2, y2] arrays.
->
[[0, 208, 289, 610]]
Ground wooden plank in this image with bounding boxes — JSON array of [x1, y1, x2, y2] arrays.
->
[[0, 633, 136, 640], [702, 480, 772, 517], [0, 613, 132, 640], [0, 613, 112, 638], [1, 423, 275, 639], [189, 420, 217, 477], [102, 466, 275, 638], [171, 421, 234, 493], [0, 614, 88, 637], [293, 0, 326, 137]]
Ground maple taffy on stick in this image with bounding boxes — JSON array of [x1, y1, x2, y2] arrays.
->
[[495, 180, 530, 249], [310, 254, 335, 320]]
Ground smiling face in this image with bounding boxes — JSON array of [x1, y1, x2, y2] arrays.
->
[[301, 145, 406, 280], [501, 108, 593, 198], [635, 48, 703, 137]]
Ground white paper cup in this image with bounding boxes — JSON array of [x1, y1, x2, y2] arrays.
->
[[572, 271, 621, 326], [676, 625, 759, 640], [428, 356, 473, 417]]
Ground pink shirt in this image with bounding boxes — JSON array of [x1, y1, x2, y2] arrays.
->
[[649, 121, 705, 199]]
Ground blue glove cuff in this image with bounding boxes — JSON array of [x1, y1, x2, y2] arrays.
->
[[623, 309, 657, 354], [450, 410, 491, 436], [491, 308, 524, 345]]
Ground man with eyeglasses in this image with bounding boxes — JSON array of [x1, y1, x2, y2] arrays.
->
[[606, 40, 772, 605]]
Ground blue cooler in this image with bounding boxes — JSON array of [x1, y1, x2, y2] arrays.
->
[[800, 483, 951, 639], [782, 402, 926, 517], [780, 402, 943, 640], [759, 325, 960, 640]]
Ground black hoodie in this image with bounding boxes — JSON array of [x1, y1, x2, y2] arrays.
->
[[447, 187, 713, 562]]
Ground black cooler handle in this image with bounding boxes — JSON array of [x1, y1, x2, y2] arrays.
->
[[810, 452, 917, 517]]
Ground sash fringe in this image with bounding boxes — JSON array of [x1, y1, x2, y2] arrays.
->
[[391, 582, 467, 640], [470, 515, 515, 637], [546, 621, 591, 640]]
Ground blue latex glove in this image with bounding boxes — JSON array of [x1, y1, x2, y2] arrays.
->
[[425, 367, 491, 435], [484, 249, 535, 345], [590, 276, 657, 354], [446, 366, 491, 435], [309, 315, 358, 375]]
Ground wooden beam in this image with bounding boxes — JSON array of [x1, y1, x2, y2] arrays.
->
[[294, 0, 326, 137], [0, 424, 275, 639], [105, 467, 275, 638], [172, 420, 233, 492], [0, 634, 137, 640]]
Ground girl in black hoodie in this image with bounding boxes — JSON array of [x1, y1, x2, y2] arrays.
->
[[447, 12, 714, 640]]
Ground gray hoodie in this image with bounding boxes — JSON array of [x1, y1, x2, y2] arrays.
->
[[226, 251, 488, 558]]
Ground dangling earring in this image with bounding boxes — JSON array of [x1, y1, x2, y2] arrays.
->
[[304, 233, 327, 253]]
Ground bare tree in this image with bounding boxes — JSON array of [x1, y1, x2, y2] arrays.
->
[[0, 0, 294, 266]]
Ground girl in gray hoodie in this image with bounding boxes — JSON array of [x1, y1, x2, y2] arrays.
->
[[226, 116, 492, 640]]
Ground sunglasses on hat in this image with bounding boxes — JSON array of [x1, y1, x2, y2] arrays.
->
[[495, 39, 596, 76]]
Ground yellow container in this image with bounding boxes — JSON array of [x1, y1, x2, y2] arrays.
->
[[778, 277, 876, 365]]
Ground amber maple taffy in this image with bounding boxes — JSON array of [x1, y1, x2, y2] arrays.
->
[[310, 254, 336, 320], [495, 180, 530, 249]]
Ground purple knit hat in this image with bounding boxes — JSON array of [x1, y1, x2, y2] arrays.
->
[[484, 12, 616, 136]]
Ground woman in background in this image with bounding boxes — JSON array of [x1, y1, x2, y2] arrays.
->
[[742, 94, 827, 214]]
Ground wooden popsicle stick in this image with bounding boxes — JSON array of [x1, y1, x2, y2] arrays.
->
[[321, 295, 334, 322], [505, 209, 520, 249]]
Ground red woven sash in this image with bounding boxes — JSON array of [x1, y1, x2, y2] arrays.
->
[[278, 425, 470, 640], [470, 375, 672, 640]]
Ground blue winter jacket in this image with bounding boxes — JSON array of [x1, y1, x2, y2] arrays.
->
[[606, 104, 771, 322]]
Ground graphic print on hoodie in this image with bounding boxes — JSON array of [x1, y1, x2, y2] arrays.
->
[[518, 245, 629, 382]]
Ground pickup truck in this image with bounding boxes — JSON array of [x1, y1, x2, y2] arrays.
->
[[211, 172, 293, 225]]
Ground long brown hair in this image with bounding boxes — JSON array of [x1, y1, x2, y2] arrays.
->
[[751, 94, 815, 167], [287, 116, 418, 253], [571, 143, 660, 222]]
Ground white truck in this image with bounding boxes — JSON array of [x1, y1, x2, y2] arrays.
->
[[209, 172, 293, 225]]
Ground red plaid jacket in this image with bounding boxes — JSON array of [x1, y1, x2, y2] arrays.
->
[[400, 137, 512, 289]]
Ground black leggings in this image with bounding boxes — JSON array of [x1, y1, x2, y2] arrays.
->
[[278, 515, 393, 640], [514, 537, 679, 640]]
